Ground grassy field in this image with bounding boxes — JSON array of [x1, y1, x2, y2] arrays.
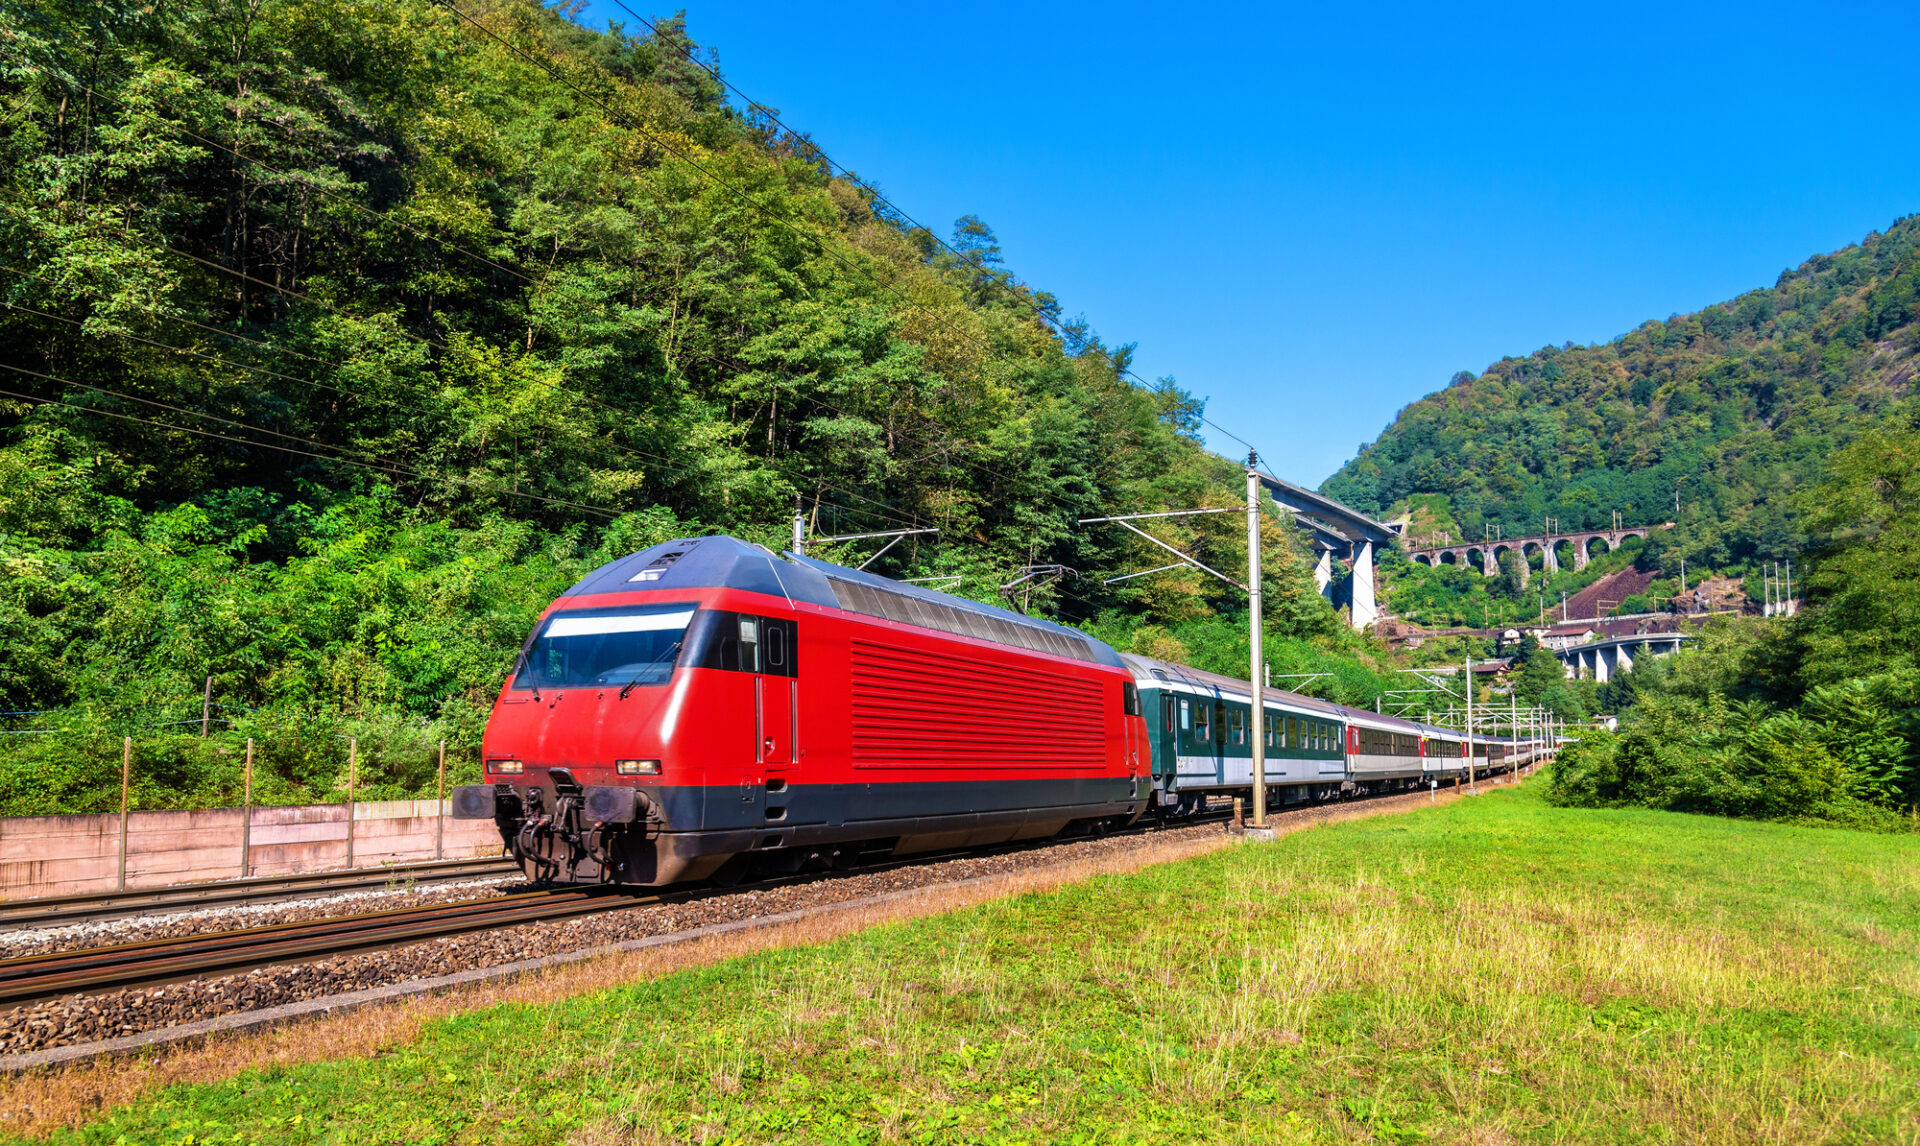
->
[[18, 786, 1920, 1144]]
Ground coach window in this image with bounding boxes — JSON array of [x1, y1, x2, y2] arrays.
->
[[1214, 704, 1228, 745], [1230, 708, 1245, 746], [1163, 695, 1177, 735], [1194, 702, 1210, 743]]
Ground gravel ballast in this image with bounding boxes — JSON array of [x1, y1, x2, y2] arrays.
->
[[0, 879, 526, 961]]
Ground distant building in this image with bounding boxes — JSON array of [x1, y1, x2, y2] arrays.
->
[[1533, 625, 1595, 651]]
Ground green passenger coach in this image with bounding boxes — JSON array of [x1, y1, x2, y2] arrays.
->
[[1119, 654, 1353, 813]]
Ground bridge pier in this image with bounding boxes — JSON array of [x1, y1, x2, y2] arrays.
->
[[1351, 541, 1376, 630], [1558, 633, 1689, 681], [1255, 475, 1394, 634]]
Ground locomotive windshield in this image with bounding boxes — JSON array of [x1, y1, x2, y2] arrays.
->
[[513, 604, 696, 691]]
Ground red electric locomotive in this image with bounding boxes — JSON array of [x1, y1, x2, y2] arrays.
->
[[451, 536, 1148, 885]]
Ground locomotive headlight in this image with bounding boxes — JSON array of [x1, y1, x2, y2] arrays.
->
[[486, 758, 524, 775], [615, 759, 660, 775]]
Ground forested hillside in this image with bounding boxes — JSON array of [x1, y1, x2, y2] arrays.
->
[[0, 0, 1364, 810], [1547, 413, 1920, 830], [1325, 217, 1920, 577]]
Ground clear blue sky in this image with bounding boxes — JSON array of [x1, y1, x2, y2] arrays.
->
[[580, 0, 1920, 487]]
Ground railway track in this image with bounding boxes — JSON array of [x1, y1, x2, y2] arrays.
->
[[0, 795, 1436, 1012], [0, 857, 522, 929], [0, 815, 1227, 1008], [0, 885, 651, 1007]]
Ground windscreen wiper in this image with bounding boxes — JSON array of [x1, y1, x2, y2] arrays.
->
[[620, 640, 683, 700], [513, 648, 540, 702]]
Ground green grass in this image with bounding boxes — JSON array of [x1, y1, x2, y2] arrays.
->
[[33, 788, 1920, 1144]]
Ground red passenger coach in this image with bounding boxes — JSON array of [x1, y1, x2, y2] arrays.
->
[[452, 537, 1147, 885]]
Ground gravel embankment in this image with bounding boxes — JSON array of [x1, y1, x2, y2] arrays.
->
[[0, 822, 1227, 1055], [0, 790, 1461, 1056]]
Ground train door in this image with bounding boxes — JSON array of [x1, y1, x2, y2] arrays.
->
[[744, 615, 798, 771], [1120, 681, 1142, 789], [1159, 694, 1178, 779]]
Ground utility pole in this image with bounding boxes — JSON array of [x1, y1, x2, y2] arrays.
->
[[201, 675, 213, 738], [1245, 454, 1268, 832], [792, 497, 805, 555], [1080, 498, 1262, 826], [1784, 558, 1793, 616], [1561, 591, 1568, 622], [1465, 654, 1478, 791], [1510, 692, 1519, 782]]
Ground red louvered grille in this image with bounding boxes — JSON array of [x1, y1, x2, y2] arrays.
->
[[849, 639, 1106, 770]]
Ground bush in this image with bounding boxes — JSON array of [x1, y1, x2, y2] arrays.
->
[[1545, 690, 1915, 831]]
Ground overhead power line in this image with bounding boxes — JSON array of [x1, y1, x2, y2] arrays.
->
[[1, 218, 926, 532], [434, 0, 1255, 491], [0, 375, 625, 519], [594, 0, 1274, 468]]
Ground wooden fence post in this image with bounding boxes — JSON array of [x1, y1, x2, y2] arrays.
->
[[200, 675, 213, 738], [435, 739, 447, 862], [241, 737, 254, 878], [345, 736, 357, 869], [118, 737, 131, 892]]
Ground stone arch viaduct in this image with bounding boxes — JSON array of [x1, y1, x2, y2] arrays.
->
[[1406, 529, 1648, 586]]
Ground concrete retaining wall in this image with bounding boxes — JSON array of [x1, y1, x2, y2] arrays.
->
[[0, 801, 503, 901]]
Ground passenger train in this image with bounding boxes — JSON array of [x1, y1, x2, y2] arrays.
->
[[452, 537, 1541, 885]]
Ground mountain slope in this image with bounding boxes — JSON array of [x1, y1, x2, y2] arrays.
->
[[0, 0, 1370, 811], [1323, 217, 1920, 574]]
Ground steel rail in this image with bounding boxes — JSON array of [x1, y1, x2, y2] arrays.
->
[[0, 857, 521, 929], [0, 887, 649, 1006]]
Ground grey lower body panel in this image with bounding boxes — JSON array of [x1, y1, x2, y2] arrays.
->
[[458, 774, 1148, 886]]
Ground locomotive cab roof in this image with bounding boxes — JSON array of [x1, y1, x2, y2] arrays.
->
[[562, 535, 1125, 668]]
